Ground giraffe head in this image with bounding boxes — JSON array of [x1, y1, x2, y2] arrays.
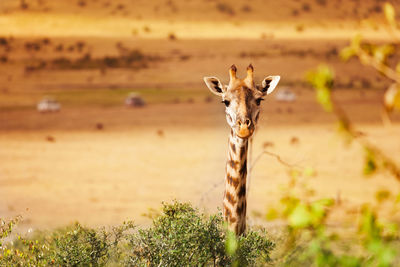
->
[[204, 64, 280, 139]]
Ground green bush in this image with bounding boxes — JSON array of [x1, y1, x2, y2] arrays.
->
[[126, 201, 274, 266], [51, 223, 112, 266], [0, 220, 134, 267], [0, 201, 274, 266]]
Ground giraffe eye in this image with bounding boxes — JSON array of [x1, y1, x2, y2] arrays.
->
[[222, 100, 230, 107], [255, 98, 264, 106]]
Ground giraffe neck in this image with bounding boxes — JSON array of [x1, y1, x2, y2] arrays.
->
[[223, 129, 248, 235]]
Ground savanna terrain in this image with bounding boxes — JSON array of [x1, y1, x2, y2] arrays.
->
[[0, 0, 399, 233]]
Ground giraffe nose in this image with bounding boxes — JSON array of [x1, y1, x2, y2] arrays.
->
[[237, 118, 252, 127], [236, 118, 253, 138]]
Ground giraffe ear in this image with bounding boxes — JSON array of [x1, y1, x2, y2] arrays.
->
[[260, 76, 280, 95], [203, 77, 225, 96]]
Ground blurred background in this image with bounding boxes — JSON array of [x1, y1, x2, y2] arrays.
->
[[0, 0, 399, 230]]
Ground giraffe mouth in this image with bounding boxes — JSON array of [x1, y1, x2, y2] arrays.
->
[[235, 126, 254, 139]]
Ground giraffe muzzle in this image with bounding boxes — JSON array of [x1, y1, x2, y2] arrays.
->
[[235, 119, 254, 138]]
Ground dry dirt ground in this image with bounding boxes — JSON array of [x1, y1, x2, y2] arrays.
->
[[1, 0, 400, 230], [1, 93, 400, 230]]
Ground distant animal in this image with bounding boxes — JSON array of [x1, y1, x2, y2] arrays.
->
[[37, 97, 60, 113], [275, 87, 296, 102], [204, 64, 280, 235], [125, 92, 145, 107]]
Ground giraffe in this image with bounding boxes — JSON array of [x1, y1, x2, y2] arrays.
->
[[203, 64, 280, 235]]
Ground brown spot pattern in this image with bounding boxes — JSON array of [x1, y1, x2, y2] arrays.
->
[[228, 160, 237, 169], [230, 142, 236, 154], [239, 160, 247, 176], [238, 184, 246, 198], [226, 173, 233, 185], [231, 177, 240, 188], [226, 191, 235, 205], [236, 201, 246, 215], [224, 124, 250, 235], [239, 146, 246, 159]]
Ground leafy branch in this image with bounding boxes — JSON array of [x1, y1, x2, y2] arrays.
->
[[306, 65, 400, 180]]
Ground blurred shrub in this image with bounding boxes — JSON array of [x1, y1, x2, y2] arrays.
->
[[267, 167, 400, 266], [24, 42, 41, 52], [265, 4, 400, 265], [315, 0, 327, 6], [301, 3, 311, 12], [19, 0, 28, 9], [241, 5, 252, 13], [36, 49, 155, 71], [77, 0, 86, 7], [0, 55, 8, 63], [216, 2, 235, 16], [0, 37, 9, 46]]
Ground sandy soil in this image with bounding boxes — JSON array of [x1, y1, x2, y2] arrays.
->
[[1, 97, 399, 229]]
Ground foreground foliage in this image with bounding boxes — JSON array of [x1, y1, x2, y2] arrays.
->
[[263, 3, 400, 266], [0, 201, 274, 266]]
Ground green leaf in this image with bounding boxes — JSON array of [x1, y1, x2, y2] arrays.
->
[[396, 193, 400, 203], [306, 65, 335, 112], [350, 34, 362, 50], [305, 64, 335, 90], [384, 3, 396, 27], [225, 230, 238, 256], [359, 205, 380, 238], [288, 203, 311, 228], [316, 87, 333, 112], [373, 44, 394, 63], [375, 189, 391, 203], [265, 208, 279, 220], [338, 255, 362, 267], [363, 149, 377, 176], [310, 198, 334, 224], [378, 246, 396, 266], [303, 166, 316, 177], [340, 46, 356, 61]]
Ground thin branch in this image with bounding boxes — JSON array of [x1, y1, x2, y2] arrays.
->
[[331, 83, 400, 181], [250, 150, 303, 173], [384, 23, 400, 45], [198, 179, 224, 206], [357, 49, 400, 84]]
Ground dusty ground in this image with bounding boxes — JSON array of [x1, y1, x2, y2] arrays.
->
[[1, 93, 400, 229], [0, 0, 400, 230]]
